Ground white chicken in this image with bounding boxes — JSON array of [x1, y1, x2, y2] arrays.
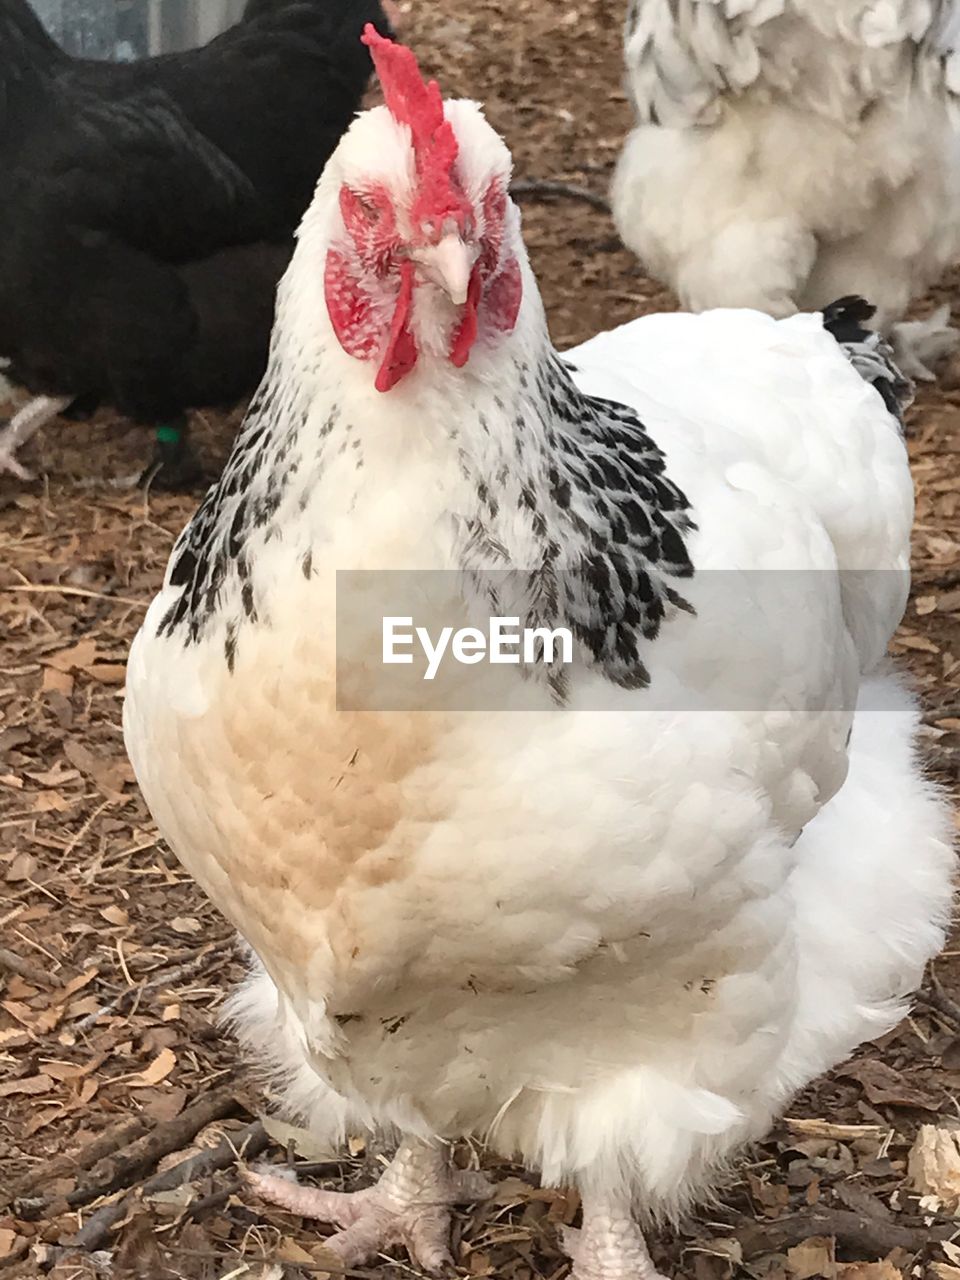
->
[[612, 0, 960, 380], [125, 30, 954, 1280]]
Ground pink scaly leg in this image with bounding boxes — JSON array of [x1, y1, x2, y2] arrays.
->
[[245, 1138, 493, 1273], [562, 1188, 669, 1280]]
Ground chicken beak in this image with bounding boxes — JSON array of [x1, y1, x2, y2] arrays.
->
[[415, 234, 475, 305]]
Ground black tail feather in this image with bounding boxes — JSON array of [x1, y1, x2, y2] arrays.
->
[[821, 296, 912, 426], [821, 296, 877, 344]]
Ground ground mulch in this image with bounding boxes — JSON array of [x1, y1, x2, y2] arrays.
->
[[1, 1, 958, 1277]]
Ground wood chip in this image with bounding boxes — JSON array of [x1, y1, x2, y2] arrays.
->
[[787, 1236, 835, 1280], [44, 639, 98, 672], [0, 1229, 21, 1260], [909, 1125, 960, 1214], [0, 1073, 54, 1099], [838, 1264, 902, 1280], [126, 1047, 177, 1089], [260, 1115, 340, 1163], [839, 1060, 942, 1111], [785, 1119, 884, 1141]]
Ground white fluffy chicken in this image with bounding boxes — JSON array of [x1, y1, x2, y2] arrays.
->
[[612, 0, 960, 380], [125, 30, 954, 1280]]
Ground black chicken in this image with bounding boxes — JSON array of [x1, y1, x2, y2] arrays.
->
[[0, 0, 393, 487]]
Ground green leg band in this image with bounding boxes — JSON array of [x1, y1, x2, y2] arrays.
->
[[156, 423, 183, 445]]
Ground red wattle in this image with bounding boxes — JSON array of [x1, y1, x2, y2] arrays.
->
[[376, 259, 419, 392], [449, 266, 482, 368]]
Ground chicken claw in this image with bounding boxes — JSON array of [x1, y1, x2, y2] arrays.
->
[[245, 1139, 493, 1273]]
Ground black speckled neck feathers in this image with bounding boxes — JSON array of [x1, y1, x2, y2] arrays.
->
[[157, 336, 696, 696], [460, 352, 695, 697]]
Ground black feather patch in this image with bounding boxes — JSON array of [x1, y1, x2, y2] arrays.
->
[[822, 296, 913, 425], [463, 354, 695, 698], [820, 296, 877, 345]]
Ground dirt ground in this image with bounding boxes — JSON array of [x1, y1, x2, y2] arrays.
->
[[2, 1, 960, 1278]]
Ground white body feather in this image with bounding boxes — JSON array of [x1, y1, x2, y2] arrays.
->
[[125, 102, 953, 1217], [225, 668, 953, 1211], [613, 0, 960, 321]]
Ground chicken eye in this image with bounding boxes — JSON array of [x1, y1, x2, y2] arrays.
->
[[356, 195, 382, 224]]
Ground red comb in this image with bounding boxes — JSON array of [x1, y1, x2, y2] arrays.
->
[[362, 25, 470, 234]]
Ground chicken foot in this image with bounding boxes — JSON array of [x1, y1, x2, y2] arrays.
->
[[0, 395, 74, 479], [562, 1189, 669, 1280], [245, 1138, 493, 1273]]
